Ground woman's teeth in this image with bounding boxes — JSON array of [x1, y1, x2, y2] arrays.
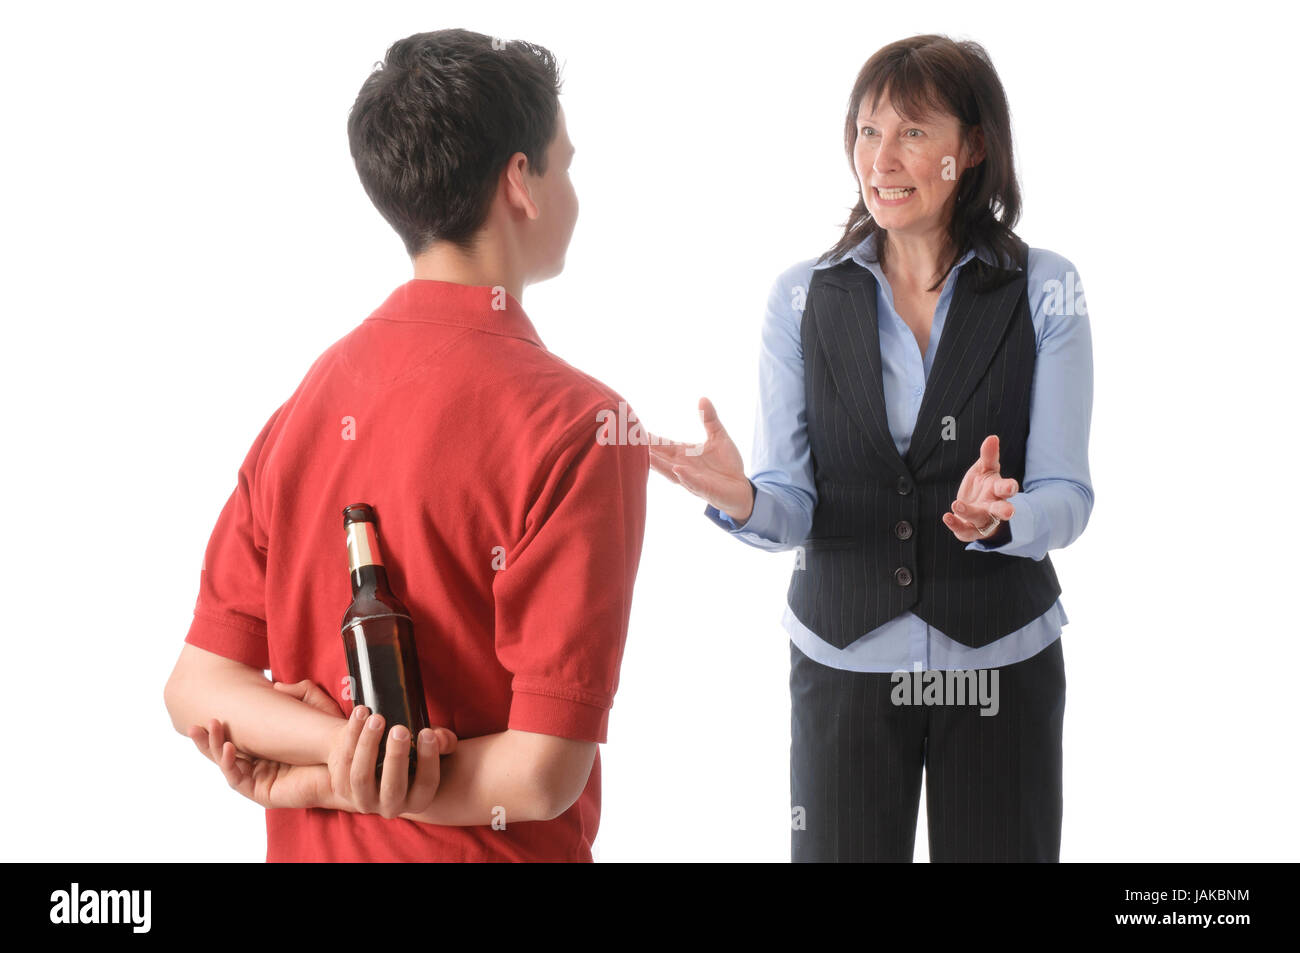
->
[[876, 187, 915, 199]]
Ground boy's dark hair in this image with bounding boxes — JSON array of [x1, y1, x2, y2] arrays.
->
[[348, 29, 563, 257]]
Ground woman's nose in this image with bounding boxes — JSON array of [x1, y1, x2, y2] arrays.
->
[[873, 139, 902, 173]]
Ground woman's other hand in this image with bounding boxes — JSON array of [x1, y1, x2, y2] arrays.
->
[[647, 397, 755, 524], [943, 434, 1017, 542]]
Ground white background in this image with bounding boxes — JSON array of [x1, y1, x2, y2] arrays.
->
[[2, 0, 1297, 862]]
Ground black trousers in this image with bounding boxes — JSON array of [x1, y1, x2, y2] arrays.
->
[[790, 636, 1065, 862]]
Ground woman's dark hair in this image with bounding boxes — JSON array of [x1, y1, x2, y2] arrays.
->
[[347, 29, 563, 257], [819, 34, 1022, 292]]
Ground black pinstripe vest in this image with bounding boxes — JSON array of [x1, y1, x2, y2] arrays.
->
[[788, 237, 1061, 650]]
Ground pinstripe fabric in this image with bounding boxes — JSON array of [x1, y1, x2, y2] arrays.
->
[[790, 635, 1064, 862], [788, 238, 1062, 649]]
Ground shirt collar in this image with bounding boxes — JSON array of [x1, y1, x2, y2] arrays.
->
[[815, 230, 1007, 278], [365, 279, 545, 349]]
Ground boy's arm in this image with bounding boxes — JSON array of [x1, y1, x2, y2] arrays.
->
[[172, 406, 342, 762], [164, 643, 343, 765], [184, 697, 593, 824], [394, 729, 596, 825], [391, 399, 645, 827], [165, 644, 594, 822]]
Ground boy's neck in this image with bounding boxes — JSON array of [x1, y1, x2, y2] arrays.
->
[[412, 237, 525, 304]]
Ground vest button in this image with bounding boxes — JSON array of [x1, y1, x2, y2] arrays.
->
[[895, 476, 913, 495], [894, 520, 913, 540], [894, 567, 913, 586]]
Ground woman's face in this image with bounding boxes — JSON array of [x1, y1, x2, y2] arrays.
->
[[853, 93, 983, 238]]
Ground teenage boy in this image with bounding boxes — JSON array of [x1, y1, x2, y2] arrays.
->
[[163, 28, 649, 862]]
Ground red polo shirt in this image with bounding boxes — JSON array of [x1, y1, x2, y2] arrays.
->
[[184, 279, 649, 862]]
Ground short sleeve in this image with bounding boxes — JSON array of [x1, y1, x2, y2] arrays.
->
[[493, 404, 649, 744], [184, 408, 282, 671]]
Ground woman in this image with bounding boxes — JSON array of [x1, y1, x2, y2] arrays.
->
[[649, 34, 1094, 862]]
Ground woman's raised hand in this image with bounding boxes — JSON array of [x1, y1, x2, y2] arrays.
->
[[943, 434, 1018, 542], [647, 397, 755, 524]]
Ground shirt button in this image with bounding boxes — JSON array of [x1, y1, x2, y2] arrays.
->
[[894, 520, 913, 540], [913, 386, 923, 397], [894, 567, 913, 586], [895, 475, 913, 495]]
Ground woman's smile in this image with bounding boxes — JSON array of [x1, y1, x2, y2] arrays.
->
[[873, 185, 916, 205]]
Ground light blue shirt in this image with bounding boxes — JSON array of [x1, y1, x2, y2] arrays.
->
[[705, 232, 1094, 672]]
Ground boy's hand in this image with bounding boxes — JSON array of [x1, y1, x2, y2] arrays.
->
[[186, 678, 345, 809], [187, 717, 333, 810], [271, 677, 346, 719], [186, 678, 458, 818], [327, 706, 458, 819]]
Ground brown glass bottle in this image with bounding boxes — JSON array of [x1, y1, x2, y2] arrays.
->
[[340, 503, 431, 784]]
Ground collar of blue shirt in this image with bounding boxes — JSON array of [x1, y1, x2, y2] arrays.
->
[[825, 230, 1011, 280]]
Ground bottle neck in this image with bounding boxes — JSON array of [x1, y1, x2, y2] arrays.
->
[[350, 563, 392, 597], [345, 520, 390, 597]]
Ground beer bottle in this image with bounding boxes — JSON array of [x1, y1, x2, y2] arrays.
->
[[340, 503, 431, 784]]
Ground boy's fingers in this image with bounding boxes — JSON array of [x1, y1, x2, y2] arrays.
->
[[274, 679, 343, 717], [334, 705, 369, 801], [434, 727, 457, 754], [272, 679, 309, 698], [219, 741, 245, 789], [209, 718, 227, 763], [377, 725, 412, 817], [404, 729, 442, 811], [187, 726, 212, 761], [350, 712, 384, 811]]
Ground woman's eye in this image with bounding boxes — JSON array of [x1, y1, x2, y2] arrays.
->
[[859, 127, 923, 137]]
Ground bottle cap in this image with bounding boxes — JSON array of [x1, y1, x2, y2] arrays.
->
[[342, 503, 376, 526]]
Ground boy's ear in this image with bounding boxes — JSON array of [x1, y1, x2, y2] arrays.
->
[[502, 152, 541, 221]]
